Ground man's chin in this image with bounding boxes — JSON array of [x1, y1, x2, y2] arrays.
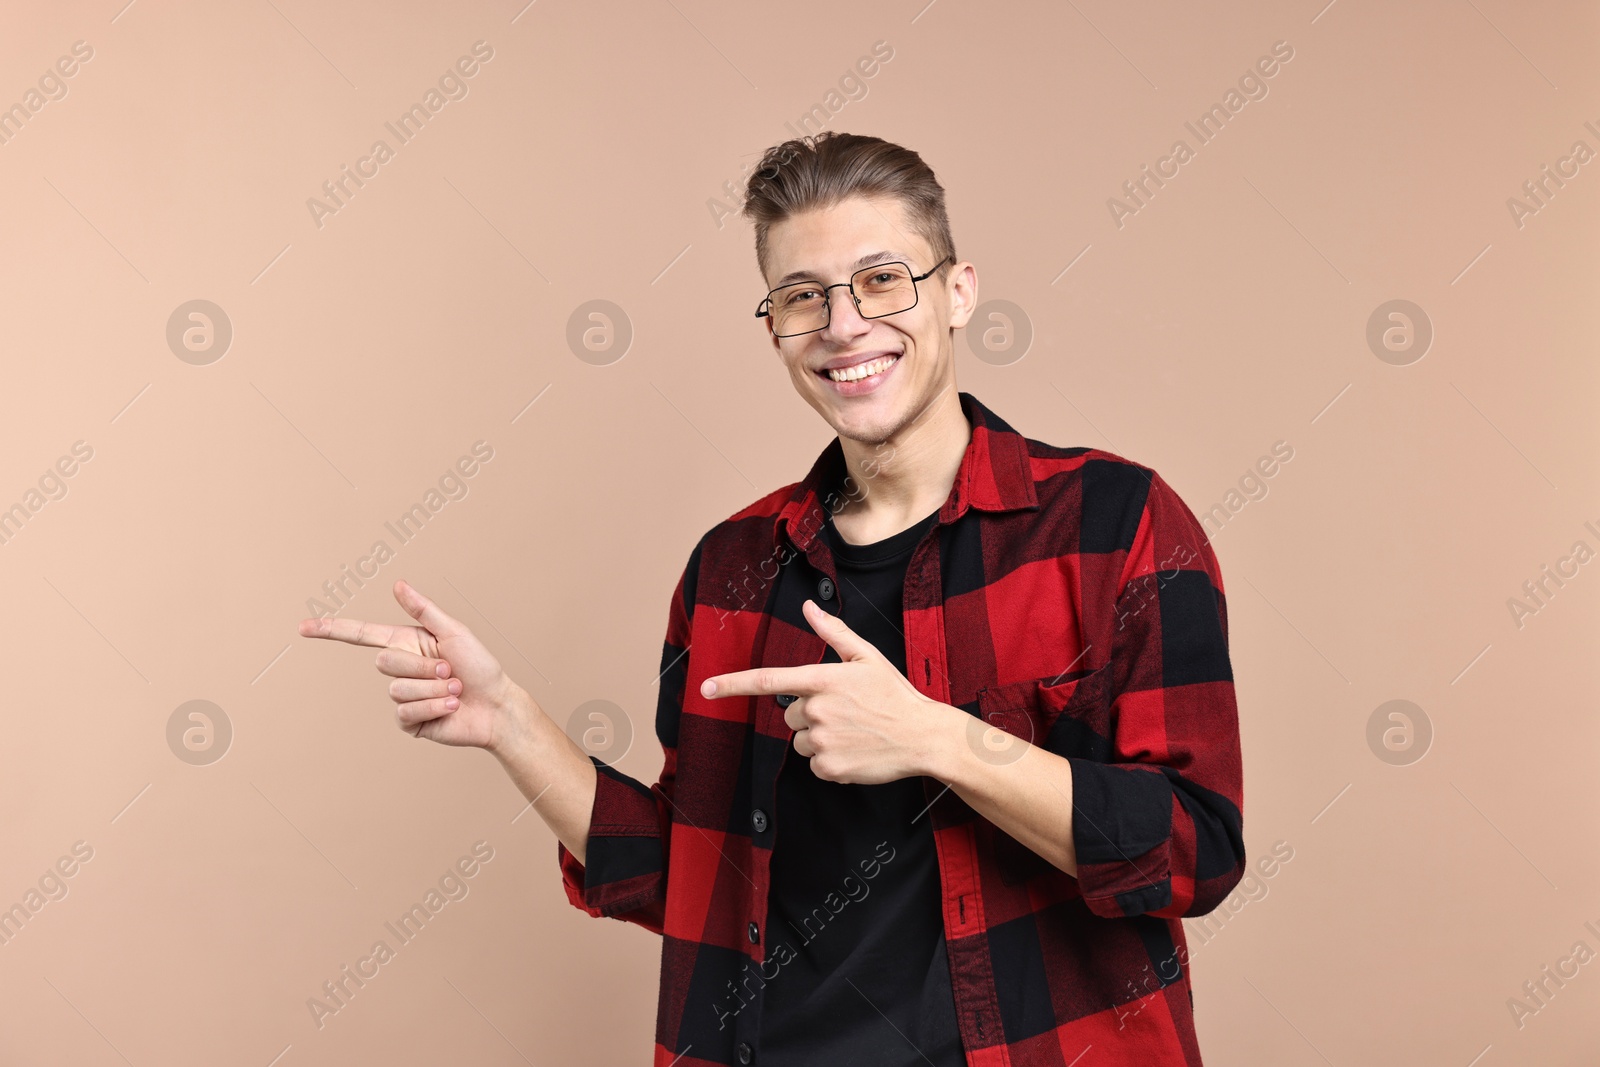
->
[[823, 399, 906, 449]]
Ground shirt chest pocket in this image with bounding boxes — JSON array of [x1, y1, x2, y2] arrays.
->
[[973, 662, 1115, 885], [973, 662, 1114, 761]]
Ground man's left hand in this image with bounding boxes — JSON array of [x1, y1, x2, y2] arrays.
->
[[699, 598, 959, 784]]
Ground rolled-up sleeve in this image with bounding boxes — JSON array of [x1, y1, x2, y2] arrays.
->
[[1070, 469, 1245, 919], [557, 755, 676, 932], [556, 540, 699, 934]]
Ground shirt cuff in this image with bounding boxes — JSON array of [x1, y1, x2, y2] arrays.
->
[[555, 757, 668, 921], [1068, 757, 1174, 917]]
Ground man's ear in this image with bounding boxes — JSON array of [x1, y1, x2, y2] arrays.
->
[[946, 261, 978, 330]]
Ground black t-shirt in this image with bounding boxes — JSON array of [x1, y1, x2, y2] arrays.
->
[[757, 491, 965, 1066]]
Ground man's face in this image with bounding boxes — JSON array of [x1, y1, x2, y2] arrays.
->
[[760, 194, 974, 445]]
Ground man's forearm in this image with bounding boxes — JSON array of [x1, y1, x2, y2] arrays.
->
[[487, 682, 599, 866], [923, 702, 1079, 878]]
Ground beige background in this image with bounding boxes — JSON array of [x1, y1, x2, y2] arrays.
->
[[1, 0, 1595, 1064]]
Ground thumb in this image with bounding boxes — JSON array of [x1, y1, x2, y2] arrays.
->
[[803, 598, 877, 662], [393, 579, 462, 638]]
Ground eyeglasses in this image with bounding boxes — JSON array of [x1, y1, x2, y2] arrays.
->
[[754, 254, 954, 338]]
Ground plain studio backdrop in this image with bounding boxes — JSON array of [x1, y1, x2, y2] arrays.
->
[[0, 1, 1595, 1064]]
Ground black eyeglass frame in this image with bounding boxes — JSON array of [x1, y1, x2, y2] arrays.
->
[[754, 254, 955, 338]]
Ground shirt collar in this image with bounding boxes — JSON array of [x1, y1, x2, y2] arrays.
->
[[774, 390, 1039, 553]]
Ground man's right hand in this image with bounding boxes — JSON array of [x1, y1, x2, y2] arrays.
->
[[298, 579, 522, 750]]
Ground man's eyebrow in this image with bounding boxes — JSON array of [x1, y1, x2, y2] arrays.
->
[[772, 250, 908, 288]]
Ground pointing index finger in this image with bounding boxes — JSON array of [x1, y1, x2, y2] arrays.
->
[[701, 664, 826, 699], [298, 615, 407, 649]]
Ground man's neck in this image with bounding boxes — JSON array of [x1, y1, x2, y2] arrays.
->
[[829, 387, 971, 544]]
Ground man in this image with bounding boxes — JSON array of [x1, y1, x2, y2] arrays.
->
[[301, 131, 1245, 1067]]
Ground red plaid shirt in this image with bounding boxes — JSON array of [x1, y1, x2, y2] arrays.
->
[[558, 390, 1245, 1066]]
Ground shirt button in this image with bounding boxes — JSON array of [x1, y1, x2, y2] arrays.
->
[[751, 808, 768, 832], [775, 693, 797, 707], [737, 1040, 753, 1063], [817, 577, 835, 601], [748, 921, 760, 943]]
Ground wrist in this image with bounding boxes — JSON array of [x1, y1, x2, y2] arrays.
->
[[920, 699, 972, 784], [485, 677, 537, 759]]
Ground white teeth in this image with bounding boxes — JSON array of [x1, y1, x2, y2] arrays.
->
[[827, 355, 898, 382]]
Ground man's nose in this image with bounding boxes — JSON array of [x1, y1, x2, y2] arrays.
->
[[821, 287, 871, 341]]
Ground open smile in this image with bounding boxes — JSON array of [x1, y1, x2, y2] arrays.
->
[[816, 353, 901, 396]]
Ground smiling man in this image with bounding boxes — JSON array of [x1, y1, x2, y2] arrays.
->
[[301, 131, 1244, 1067]]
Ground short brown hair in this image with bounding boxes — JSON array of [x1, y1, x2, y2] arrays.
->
[[740, 131, 956, 287]]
